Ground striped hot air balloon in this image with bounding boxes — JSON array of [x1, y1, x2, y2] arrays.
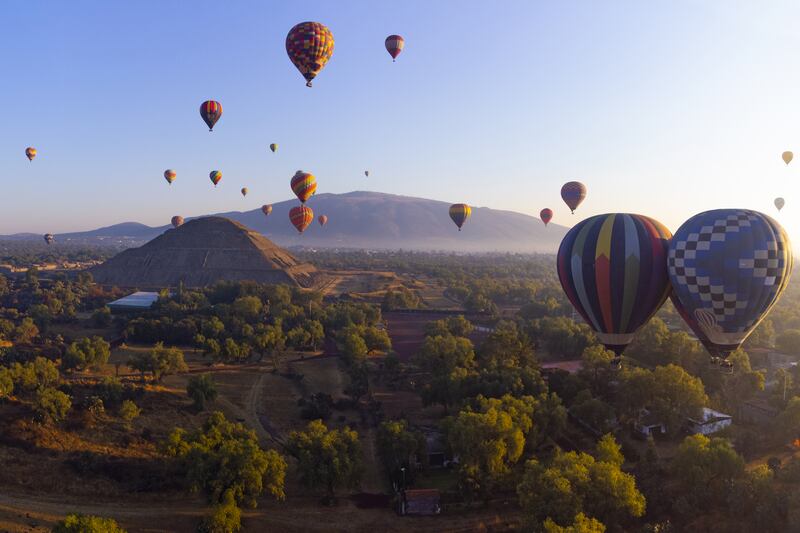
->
[[385, 34, 405, 61], [209, 170, 222, 187], [25, 147, 36, 161], [561, 181, 587, 214], [540, 208, 553, 226], [557, 213, 673, 356], [262, 204, 273, 216], [286, 22, 334, 87], [318, 215, 328, 227], [449, 204, 472, 231], [291, 171, 317, 203], [668, 209, 793, 358], [200, 100, 222, 131], [164, 169, 176, 185], [171, 216, 184, 228], [290, 205, 314, 233]]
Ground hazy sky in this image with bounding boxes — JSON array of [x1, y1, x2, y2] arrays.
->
[[3, 1, 800, 242]]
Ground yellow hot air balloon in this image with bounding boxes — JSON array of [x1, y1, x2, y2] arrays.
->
[[241, 187, 248, 197], [270, 143, 278, 153], [25, 147, 36, 162], [783, 151, 793, 165]]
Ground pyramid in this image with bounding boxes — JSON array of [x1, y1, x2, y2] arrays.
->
[[90, 217, 322, 288]]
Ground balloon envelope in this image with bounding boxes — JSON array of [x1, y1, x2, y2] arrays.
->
[[286, 22, 334, 87], [668, 209, 793, 357], [318, 215, 328, 227], [200, 101, 222, 131], [164, 169, 176, 185], [290, 205, 314, 233], [558, 213, 673, 355], [449, 204, 472, 231], [270, 143, 278, 153], [540, 208, 553, 226], [775, 198, 785, 211], [241, 187, 248, 197], [43, 233, 54, 245], [25, 147, 36, 161], [385, 34, 405, 60], [783, 151, 793, 165], [262, 204, 273, 216], [364, 170, 369, 177], [209, 171, 222, 187], [171, 216, 184, 228], [290, 171, 317, 203], [561, 181, 587, 214]]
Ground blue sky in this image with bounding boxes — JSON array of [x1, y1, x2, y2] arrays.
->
[[3, 1, 800, 242]]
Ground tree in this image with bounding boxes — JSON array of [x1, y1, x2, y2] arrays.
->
[[11, 357, 59, 394], [52, 514, 126, 533], [91, 306, 113, 328], [773, 396, 800, 445], [187, 374, 218, 410], [777, 329, 800, 355], [479, 320, 535, 369], [231, 295, 263, 321], [671, 434, 745, 511], [363, 326, 391, 354], [0, 367, 13, 400], [164, 411, 286, 507], [287, 419, 363, 502], [63, 336, 111, 371], [13, 317, 39, 344], [595, 433, 624, 466], [343, 363, 369, 404], [34, 387, 72, 423], [198, 489, 241, 533], [287, 326, 312, 350], [377, 419, 422, 483], [339, 331, 368, 365], [128, 342, 187, 382], [119, 400, 141, 423], [579, 345, 615, 395], [446, 394, 536, 500], [304, 319, 325, 351], [544, 513, 606, 533]]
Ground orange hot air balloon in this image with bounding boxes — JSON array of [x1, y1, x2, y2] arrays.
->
[[241, 187, 248, 197], [200, 100, 222, 131], [318, 215, 328, 227], [782, 151, 793, 165], [290, 171, 317, 203], [540, 208, 553, 226], [290, 205, 314, 233], [171, 216, 184, 228], [286, 22, 335, 87], [25, 147, 36, 161], [164, 169, 176, 185], [262, 204, 273, 216], [209, 170, 222, 187], [385, 35, 405, 61], [449, 204, 471, 231]]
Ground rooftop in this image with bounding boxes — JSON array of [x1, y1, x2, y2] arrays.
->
[[108, 291, 160, 309]]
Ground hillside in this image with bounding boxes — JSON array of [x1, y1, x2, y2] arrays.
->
[[3, 191, 569, 252]]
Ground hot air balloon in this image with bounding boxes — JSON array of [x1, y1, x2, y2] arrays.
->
[[262, 204, 273, 216], [43, 233, 54, 245], [210, 170, 222, 187], [200, 100, 222, 131], [540, 208, 553, 226], [364, 170, 369, 177], [783, 151, 793, 165], [385, 35, 405, 61], [270, 143, 278, 153], [291, 171, 317, 203], [561, 181, 587, 214], [171, 216, 184, 228], [164, 169, 176, 185], [25, 147, 36, 162], [286, 22, 335, 87], [290, 205, 314, 233], [775, 198, 785, 211], [668, 209, 792, 359], [558, 213, 673, 357], [449, 204, 471, 231], [241, 187, 248, 197], [318, 215, 328, 227]]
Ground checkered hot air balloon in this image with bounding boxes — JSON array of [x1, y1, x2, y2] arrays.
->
[[668, 209, 793, 358], [200, 100, 222, 131], [286, 22, 334, 87], [558, 213, 673, 357], [561, 181, 587, 214], [209, 170, 222, 187], [449, 204, 471, 231], [291, 171, 317, 203], [164, 169, 176, 185], [171, 216, 184, 228], [540, 208, 553, 226], [385, 35, 405, 61], [290, 205, 314, 233]]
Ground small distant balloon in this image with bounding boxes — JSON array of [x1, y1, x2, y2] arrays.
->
[[561, 181, 587, 214], [783, 151, 793, 165], [318, 215, 328, 227], [385, 34, 405, 61], [449, 204, 472, 231], [540, 208, 553, 226], [291, 171, 317, 203], [200, 100, 222, 131], [164, 169, 176, 185], [364, 170, 369, 177], [286, 22, 335, 87], [171, 216, 184, 228], [43, 233, 54, 245], [241, 187, 248, 197], [209, 170, 222, 187], [270, 143, 278, 153], [290, 205, 314, 233], [262, 204, 273, 216], [775, 197, 785, 211], [25, 147, 36, 162]]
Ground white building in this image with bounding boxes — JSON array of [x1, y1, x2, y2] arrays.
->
[[687, 407, 732, 435]]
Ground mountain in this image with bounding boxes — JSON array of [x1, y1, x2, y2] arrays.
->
[[2, 191, 569, 252], [90, 217, 322, 288]]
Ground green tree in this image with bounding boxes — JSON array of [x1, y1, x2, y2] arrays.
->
[[544, 513, 606, 533], [187, 374, 218, 410], [773, 396, 800, 445], [119, 400, 141, 423], [164, 411, 286, 507], [128, 342, 187, 382], [11, 356, 59, 394], [671, 434, 745, 511], [287, 419, 363, 502], [91, 306, 113, 328], [376, 419, 422, 482], [579, 345, 615, 395], [231, 295, 263, 321], [287, 326, 312, 350], [198, 489, 241, 533], [339, 331, 368, 366], [52, 514, 126, 533], [363, 326, 391, 354], [63, 336, 111, 371], [0, 367, 13, 400], [13, 317, 39, 344], [34, 387, 72, 423]]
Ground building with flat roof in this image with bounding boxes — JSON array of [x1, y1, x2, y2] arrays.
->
[[107, 291, 160, 313]]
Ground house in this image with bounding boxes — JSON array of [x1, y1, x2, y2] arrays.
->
[[634, 409, 666, 438], [687, 407, 732, 435], [399, 489, 441, 516], [107, 291, 160, 314]]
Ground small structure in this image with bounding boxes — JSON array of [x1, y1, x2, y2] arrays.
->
[[399, 489, 441, 516], [107, 291, 160, 313], [687, 407, 732, 435], [634, 409, 666, 438]]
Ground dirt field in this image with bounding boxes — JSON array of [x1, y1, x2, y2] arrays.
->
[[384, 312, 491, 362]]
